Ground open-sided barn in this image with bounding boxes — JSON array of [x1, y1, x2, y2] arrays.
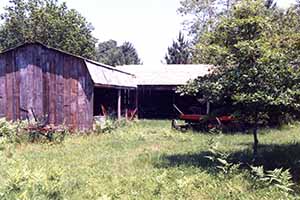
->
[[117, 64, 211, 118], [0, 42, 136, 130]]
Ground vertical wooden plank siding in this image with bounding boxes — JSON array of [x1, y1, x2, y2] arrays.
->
[[5, 51, 14, 121], [77, 59, 93, 130], [42, 47, 50, 118], [63, 55, 71, 127], [0, 44, 94, 130], [27, 47, 34, 119], [85, 67, 94, 129], [77, 62, 85, 130], [0, 55, 6, 118], [17, 47, 28, 120], [72, 59, 78, 129], [49, 53, 57, 124], [55, 52, 65, 126], [0, 44, 95, 130], [34, 46, 44, 117], [14, 50, 20, 120]]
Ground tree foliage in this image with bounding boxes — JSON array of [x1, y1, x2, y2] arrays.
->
[[165, 32, 191, 64], [96, 40, 141, 66], [178, 0, 300, 157], [178, 0, 278, 42], [178, 0, 239, 40], [120, 42, 141, 65], [0, 0, 97, 59]]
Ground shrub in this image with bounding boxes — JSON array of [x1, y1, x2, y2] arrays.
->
[[0, 118, 27, 144], [26, 125, 68, 144], [0, 118, 67, 144]]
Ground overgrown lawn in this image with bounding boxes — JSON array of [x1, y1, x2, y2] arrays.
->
[[1, 120, 300, 199]]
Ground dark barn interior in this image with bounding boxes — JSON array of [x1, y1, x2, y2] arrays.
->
[[93, 87, 137, 118], [94, 88, 118, 116], [137, 85, 206, 119], [116, 64, 212, 120]]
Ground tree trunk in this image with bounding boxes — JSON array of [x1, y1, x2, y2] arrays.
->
[[252, 123, 259, 162]]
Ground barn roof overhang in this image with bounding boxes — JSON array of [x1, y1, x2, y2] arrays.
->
[[94, 83, 136, 90], [137, 85, 180, 91], [85, 60, 137, 89]]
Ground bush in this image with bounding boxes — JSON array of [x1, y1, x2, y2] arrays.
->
[[0, 118, 27, 144], [0, 118, 67, 144], [26, 125, 68, 144]]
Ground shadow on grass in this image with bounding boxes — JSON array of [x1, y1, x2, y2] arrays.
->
[[156, 142, 300, 182], [155, 151, 214, 170]]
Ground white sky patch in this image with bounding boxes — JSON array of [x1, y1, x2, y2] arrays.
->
[[276, 0, 296, 8], [0, 0, 297, 64], [64, 0, 183, 64]]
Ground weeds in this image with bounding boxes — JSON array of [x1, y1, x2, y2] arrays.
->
[[250, 166, 294, 193], [0, 120, 299, 199], [0, 118, 68, 145], [94, 118, 130, 134], [205, 134, 295, 194], [0, 119, 27, 145], [0, 161, 65, 200], [204, 136, 239, 175]]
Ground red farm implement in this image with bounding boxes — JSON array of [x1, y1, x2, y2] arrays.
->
[[171, 104, 236, 131]]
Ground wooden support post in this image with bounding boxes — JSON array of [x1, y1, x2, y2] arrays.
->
[[206, 101, 210, 114], [118, 89, 121, 120], [135, 88, 139, 119]]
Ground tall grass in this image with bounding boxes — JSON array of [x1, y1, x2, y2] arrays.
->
[[1, 120, 300, 199]]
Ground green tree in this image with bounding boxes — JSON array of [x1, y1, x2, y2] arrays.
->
[[164, 32, 191, 64], [178, 0, 278, 42], [120, 42, 141, 65], [0, 0, 97, 59], [96, 40, 141, 66], [96, 40, 123, 66], [178, 0, 238, 40], [178, 0, 300, 159]]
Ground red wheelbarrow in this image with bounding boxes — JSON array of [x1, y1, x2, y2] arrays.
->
[[171, 104, 236, 131]]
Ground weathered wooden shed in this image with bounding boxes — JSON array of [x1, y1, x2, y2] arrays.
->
[[0, 42, 136, 130]]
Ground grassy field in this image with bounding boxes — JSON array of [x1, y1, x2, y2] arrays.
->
[[1, 120, 300, 199]]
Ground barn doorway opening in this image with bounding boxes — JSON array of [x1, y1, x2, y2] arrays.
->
[[93, 87, 117, 117], [93, 87, 137, 119], [137, 86, 205, 119]]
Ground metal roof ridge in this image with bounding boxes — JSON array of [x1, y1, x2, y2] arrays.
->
[[84, 60, 135, 77]]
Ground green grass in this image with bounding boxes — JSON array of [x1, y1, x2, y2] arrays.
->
[[1, 120, 300, 199]]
